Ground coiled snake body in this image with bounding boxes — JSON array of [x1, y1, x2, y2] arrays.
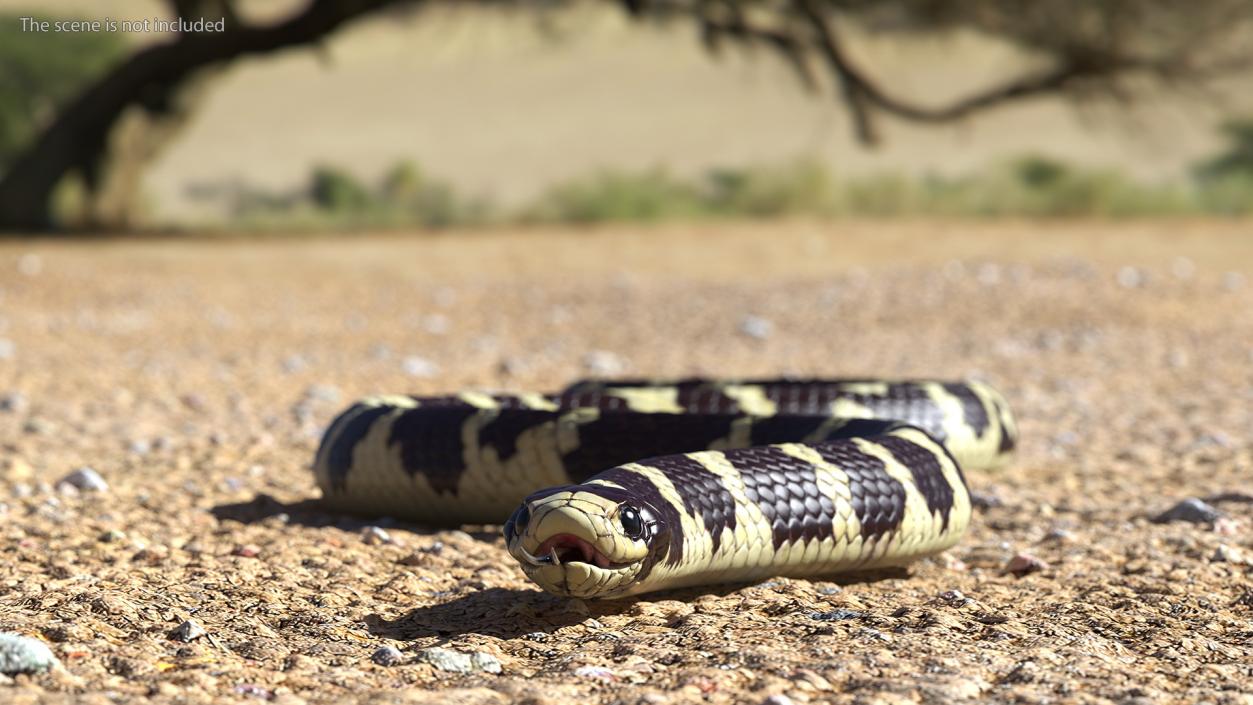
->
[[314, 379, 1016, 598]]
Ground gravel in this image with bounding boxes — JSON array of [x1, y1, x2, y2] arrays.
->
[[0, 224, 1249, 705]]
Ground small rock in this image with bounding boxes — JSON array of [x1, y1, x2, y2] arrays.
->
[[1213, 517, 1242, 536], [1152, 498, 1221, 525], [582, 350, 626, 375], [1170, 257, 1196, 280], [1006, 553, 1049, 577], [171, 620, 206, 643], [232, 544, 262, 558], [233, 683, 272, 700], [303, 384, 340, 403], [1212, 544, 1252, 566], [739, 315, 773, 340], [415, 647, 502, 674], [362, 526, 393, 545], [762, 696, 795, 705], [281, 354, 307, 373], [809, 609, 864, 622], [572, 665, 616, 681], [0, 392, 28, 413], [0, 633, 58, 675], [1116, 266, 1144, 288], [969, 491, 1004, 510], [371, 645, 404, 666], [98, 529, 126, 543], [128, 439, 152, 455], [57, 467, 108, 493], [938, 589, 968, 605], [401, 356, 439, 378], [1042, 527, 1075, 543], [23, 418, 53, 435]]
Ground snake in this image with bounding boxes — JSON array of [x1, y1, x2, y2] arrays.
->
[[312, 378, 1017, 599]]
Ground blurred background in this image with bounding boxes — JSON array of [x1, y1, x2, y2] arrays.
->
[[4, 0, 1253, 232]]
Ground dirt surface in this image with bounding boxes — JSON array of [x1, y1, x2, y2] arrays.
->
[[0, 221, 1250, 704]]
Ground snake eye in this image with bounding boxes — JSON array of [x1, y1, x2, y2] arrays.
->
[[619, 504, 644, 540]]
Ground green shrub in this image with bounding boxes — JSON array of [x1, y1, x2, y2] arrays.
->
[[1195, 118, 1253, 182], [703, 159, 836, 217], [310, 164, 374, 212], [0, 13, 127, 169], [525, 168, 705, 224]]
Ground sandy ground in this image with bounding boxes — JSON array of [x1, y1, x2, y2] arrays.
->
[[0, 220, 1250, 704]]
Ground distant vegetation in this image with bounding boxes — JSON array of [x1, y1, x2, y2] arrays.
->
[[0, 14, 127, 170], [221, 121, 1253, 230]]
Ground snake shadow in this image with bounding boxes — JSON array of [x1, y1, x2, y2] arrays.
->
[[365, 569, 911, 641], [209, 493, 501, 542]]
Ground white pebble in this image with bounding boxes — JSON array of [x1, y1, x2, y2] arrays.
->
[[57, 467, 109, 493], [402, 356, 440, 378], [362, 526, 393, 545], [582, 350, 627, 375], [1116, 266, 1144, 289], [739, 315, 773, 340], [0, 633, 57, 675], [1170, 257, 1196, 280]]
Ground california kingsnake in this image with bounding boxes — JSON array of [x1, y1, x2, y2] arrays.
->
[[313, 379, 1016, 598]]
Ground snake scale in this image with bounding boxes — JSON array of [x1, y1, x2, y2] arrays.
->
[[313, 379, 1017, 598]]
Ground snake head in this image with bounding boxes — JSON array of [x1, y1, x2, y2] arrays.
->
[[504, 485, 669, 599]]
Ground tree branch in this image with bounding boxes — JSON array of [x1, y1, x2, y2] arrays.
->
[[0, 0, 418, 230]]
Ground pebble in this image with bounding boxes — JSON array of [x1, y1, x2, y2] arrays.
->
[[582, 350, 627, 375], [303, 384, 340, 403], [1116, 266, 1144, 288], [57, 467, 109, 493], [233, 684, 272, 699], [415, 647, 502, 674], [232, 544, 262, 558], [762, 696, 795, 705], [1151, 498, 1221, 525], [0, 392, 28, 413], [1006, 553, 1049, 577], [1212, 544, 1252, 565], [739, 315, 773, 340], [171, 620, 206, 642], [401, 355, 440, 378], [0, 633, 58, 675], [809, 609, 864, 621], [281, 354, 307, 373], [371, 645, 404, 666], [361, 526, 393, 545], [572, 665, 616, 681]]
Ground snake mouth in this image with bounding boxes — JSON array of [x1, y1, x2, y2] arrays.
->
[[527, 533, 623, 569]]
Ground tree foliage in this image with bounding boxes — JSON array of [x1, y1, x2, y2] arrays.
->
[[3, 0, 1253, 231]]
